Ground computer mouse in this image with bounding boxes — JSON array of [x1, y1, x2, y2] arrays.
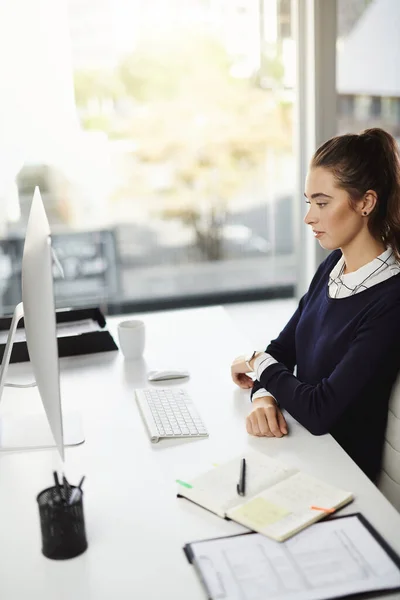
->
[[147, 369, 190, 382]]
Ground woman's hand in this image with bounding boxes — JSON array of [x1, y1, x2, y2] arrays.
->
[[230, 355, 253, 389], [246, 397, 288, 438]]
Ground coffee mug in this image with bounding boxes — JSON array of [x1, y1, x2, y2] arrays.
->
[[117, 320, 145, 359]]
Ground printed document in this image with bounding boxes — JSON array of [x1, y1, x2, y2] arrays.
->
[[186, 515, 400, 600]]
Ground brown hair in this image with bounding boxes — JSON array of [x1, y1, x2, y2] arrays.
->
[[311, 128, 400, 259]]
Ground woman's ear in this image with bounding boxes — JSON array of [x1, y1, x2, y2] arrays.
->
[[361, 190, 378, 216]]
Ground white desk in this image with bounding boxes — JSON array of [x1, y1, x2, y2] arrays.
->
[[0, 306, 399, 600]]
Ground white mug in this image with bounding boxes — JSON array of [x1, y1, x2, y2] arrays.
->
[[117, 320, 145, 359]]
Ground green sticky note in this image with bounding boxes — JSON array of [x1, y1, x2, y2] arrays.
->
[[176, 479, 192, 489]]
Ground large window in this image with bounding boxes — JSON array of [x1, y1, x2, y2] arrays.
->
[[0, 0, 296, 315], [337, 0, 400, 139]]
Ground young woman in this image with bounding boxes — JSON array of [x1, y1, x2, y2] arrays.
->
[[231, 128, 400, 482]]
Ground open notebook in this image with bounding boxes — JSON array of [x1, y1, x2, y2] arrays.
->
[[177, 451, 353, 542]]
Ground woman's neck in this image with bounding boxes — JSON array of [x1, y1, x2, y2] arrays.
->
[[342, 237, 386, 274]]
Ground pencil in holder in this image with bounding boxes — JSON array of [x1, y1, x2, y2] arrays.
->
[[37, 485, 88, 560]]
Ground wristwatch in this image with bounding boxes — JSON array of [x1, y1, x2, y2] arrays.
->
[[245, 350, 258, 372]]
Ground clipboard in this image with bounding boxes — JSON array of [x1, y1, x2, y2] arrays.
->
[[183, 513, 400, 600], [0, 306, 118, 363]]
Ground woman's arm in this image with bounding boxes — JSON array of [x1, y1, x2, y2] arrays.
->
[[256, 300, 400, 435], [249, 294, 306, 400], [247, 251, 339, 401], [253, 254, 335, 384]]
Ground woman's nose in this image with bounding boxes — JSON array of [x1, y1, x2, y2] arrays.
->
[[304, 206, 317, 225]]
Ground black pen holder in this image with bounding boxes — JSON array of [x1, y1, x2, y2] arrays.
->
[[37, 486, 88, 560]]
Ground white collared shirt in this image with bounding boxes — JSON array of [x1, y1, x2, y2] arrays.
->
[[252, 247, 400, 401], [328, 247, 400, 298]]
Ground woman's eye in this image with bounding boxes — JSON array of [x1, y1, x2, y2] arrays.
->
[[317, 203, 327, 208]]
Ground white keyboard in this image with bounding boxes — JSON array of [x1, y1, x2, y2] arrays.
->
[[135, 387, 209, 443]]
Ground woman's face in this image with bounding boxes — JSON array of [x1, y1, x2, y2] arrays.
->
[[304, 167, 364, 251]]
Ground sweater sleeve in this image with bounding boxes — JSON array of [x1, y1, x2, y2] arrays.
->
[[258, 300, 400, 435], [249, 298, 305, 400], [249, 251, 339, 402]]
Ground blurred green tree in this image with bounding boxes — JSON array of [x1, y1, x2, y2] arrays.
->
[[75, 30, 292, 260], [74, 69, 125, 107]]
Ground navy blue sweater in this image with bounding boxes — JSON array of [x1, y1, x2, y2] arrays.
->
[[251, 250, 400, 482]]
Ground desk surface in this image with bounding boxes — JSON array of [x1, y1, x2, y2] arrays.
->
[[0, 306, 399, 600]]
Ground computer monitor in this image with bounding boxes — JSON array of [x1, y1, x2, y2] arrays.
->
[[22, 186, 65, 458], [0, 187, 84, 459]]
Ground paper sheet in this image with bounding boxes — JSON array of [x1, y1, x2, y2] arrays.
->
[[188, 515, 400, 600], [0, 318, 101, 344]]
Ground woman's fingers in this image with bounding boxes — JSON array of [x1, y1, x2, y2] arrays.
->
[[255, 408, 274, 436], [246, 417, 253, 435], [246, 404, 289, 438], [232, 372, 253, 388], [277, 409, 288, 434], [264, 405, 283, 437], [250, 414, 261, 436], [247, 412, 259, 436], [246, 409, 272, 437], [240, 374, 253, 388], [230, 356, 253, 388]]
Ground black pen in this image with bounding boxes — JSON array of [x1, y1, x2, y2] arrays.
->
[[62, 474, 70, 503], [236, 458, 246, 496], [53, 471, 62, 504]]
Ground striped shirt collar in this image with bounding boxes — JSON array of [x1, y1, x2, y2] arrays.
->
[[329, 247, 400, 298]]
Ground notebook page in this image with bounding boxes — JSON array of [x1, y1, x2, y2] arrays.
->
[[177, 451, 298, 517], [228, 471, 353, 541], [187, 516, 400, 600]]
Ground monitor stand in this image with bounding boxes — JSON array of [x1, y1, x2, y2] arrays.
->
[[0, 302, 84, 453], [0, 411, 84, 451]]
